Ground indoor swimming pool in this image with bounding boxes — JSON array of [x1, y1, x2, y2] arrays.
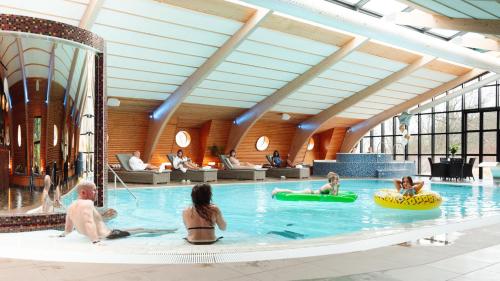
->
[[63, 179, 500, 245]]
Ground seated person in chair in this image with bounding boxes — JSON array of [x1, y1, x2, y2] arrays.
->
[[129, 151, 161, 171], [393, 176, 424, 197], [173, 149, 199, 172], [228, 149, 256, 168], [271, 150, 282, 168]]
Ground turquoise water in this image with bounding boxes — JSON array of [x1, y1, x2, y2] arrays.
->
[[63, 180, 500, 244]]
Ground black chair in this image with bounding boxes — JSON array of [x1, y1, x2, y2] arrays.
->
[[463, 158, 475, 181], [428, 157, 449, 180], [449, 158, 465, 181]]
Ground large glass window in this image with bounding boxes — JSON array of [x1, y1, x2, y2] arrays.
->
[[357, 72, 499, 179]]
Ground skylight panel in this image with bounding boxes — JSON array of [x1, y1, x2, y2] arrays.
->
[[429, 28, 460, 38], [363, 0, 407, 16], [338, 0, 360, 5]]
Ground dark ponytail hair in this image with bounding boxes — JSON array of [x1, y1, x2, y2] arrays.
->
[[191, 184, 213, 223], [229, 149, 236, 157]]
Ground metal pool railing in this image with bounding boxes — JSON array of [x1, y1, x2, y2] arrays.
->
[[107, 164, 138, 205]]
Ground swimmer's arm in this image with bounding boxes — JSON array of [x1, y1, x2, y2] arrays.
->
[[414, 181, 424, 193], [393, 179, 402, 191], [214, 206, 227, 231]]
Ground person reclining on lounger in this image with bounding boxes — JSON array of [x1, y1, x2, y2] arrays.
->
[[228, 149, 256, 168], [59, 181, 175, 244], [183, 183, 226, 245], [129, 151, 161, 171], [272, 172, 340, 197], [394, 176, 424, 197], [173, 149, 199, 172]]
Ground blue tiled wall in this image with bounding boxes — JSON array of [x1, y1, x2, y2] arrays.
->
[[314, 153, 416, 178]]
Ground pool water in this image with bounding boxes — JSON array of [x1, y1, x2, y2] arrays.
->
[[63, 180, 500, 244]]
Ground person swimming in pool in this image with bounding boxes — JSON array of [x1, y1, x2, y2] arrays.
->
[[394, 176, 424, 197], [183, 183, 226, 245], [272, 172, 340, 197], [59, 181, 175, 244]]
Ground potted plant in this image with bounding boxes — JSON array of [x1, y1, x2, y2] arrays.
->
[[209, 144, 224, 168], [449, 144, 460, 158]]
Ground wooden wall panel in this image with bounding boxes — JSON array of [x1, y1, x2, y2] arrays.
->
[[201, 120, 232, 165], [318, 129, 334, 160], [9, 79, 67, 175], [325, 128, 347, 160], [107, 110, 149, 164], [151, 123, 177, 166], [236, 120, 297, 165], [171, 127, 200, 165]]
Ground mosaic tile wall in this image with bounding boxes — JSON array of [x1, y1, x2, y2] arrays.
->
[[314, 153, 416, 178], [0, 14, 104, 52], [0, 14, 105, 232], [95, 52, 107, 207]]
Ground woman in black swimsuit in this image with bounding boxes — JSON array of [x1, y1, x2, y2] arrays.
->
[[182, 183, 227, 244]]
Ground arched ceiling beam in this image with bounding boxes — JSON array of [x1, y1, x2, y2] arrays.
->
[[239, 0, 500, 73], [389, 12, 500, 35], [287, 55, 435, 163], [143, 8, 271, 162], [225, 36, 368, 153], [16, 38, 31, 175], [72, 54, 89, 121], [45, 44, 56, 104], [80, 0, 105, 30], [340, 68, 485, 153]]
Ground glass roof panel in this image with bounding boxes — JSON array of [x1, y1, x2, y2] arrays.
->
[[363, 0, 407, 15], [337, 0, 360, 5], [429, 28, 460, 38]]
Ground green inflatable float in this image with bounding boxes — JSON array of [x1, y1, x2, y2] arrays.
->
[[274, 191, 358, 202]]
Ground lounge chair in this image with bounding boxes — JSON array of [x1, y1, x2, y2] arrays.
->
[[166, 153, 217, 182], [217, 155, 266, 180], [265, 155, 310, 179], [111, 154, 170, 185]]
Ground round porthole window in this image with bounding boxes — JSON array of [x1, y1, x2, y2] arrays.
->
[[307, 138, 315, 151], [53, 125, 58, 146], [255, 136, 270, 151], [175, 131, 191, 148]]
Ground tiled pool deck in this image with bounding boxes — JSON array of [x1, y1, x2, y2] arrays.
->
[[1, 222, 500, 280]]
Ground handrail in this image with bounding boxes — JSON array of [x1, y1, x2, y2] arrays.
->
[[107, 164, 138, 204]]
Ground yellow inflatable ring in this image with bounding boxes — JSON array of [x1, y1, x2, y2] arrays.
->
[[374, 189, 442, 210]]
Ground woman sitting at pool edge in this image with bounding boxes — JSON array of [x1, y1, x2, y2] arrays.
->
[[394, 176, 424, 196], [183, 183, 226, 245], [272, 172, 340, 197]]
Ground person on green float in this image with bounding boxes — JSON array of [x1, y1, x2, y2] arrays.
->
[[272, 172, 340, 197]]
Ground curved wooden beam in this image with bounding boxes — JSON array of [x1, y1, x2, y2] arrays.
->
[[225, 36, 368, 153], [287, 55, 435, 163], [143, 8, 271, 162], [340, 68, 485, 153], [16, 38, 31, 175]]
